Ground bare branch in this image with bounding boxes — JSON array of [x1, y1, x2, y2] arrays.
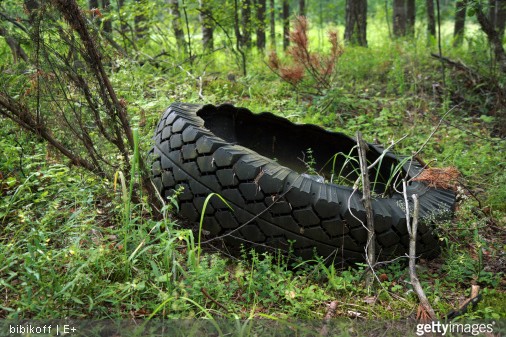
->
[[407, 193, 437, 320], [356, 131, 375, 288]]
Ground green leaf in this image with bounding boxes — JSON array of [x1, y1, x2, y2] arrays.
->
[[72, 297, 84, 305], [155, 273, 173, 283], [479, 115, 494, 123]]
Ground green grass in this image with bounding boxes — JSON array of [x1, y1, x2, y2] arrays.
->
[[0, 11, 505, 325]]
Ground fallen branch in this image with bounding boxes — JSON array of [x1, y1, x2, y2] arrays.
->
[[430, 53, 481, 81], [200, 287, 230, 312], [445, 285, 481, 320]]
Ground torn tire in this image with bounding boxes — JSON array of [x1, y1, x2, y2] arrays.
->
[[151, 103, 455, 264]]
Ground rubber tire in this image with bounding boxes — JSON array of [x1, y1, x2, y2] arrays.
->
[[151, 103, 455, 264]]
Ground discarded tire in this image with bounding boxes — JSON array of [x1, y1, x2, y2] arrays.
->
[[151, 103, 455, 263]]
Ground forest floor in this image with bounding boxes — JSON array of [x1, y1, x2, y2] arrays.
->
[[1, 22, 505, 332]]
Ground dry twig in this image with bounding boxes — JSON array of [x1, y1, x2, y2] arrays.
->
[[407, 193, 436, 321], [356, 131, 375, 288], [319, 300, 338, 336]]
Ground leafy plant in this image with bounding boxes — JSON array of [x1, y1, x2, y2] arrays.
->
[[268, 16, 343, 97]]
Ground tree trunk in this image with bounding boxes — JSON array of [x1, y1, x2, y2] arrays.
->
[[453, 0, 467, 46], [89, 0, 98, 8], [270, 0, 275, 47], [24, 0, 39, 11], [233, 0, 247, 75], [134, 0, 147, 39], [199, 0, 214, 50], [344, 0, 368, 46], [256, 0, 266, 50], [393, 0, 406, 37], [0, 27, 28, 63], [476, 3, 506, 72], [299, 0, 306, 16], [282, 0, 289, 50], [168, 0, 187, 53], [242, 0, 252, 48], [426, 0, 436, 38], [406, 0, 415, 36], [489, 0, 497, 27], [498, 0, 506, 40], [102, 0, 112, 33], [118, 0, 128, 33]]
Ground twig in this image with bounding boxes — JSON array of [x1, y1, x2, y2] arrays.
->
[[435, 0, 445, 86], [319, 300, 338, 336], [356, 131, 375, 288], [407, 193, 436, 320], [411, 105, 459, 160], [445, 285, 481, 319], [366, 134, 408, 171], [407, 104, 459, 182], [177, 64, 206, 101], [200, 287, 230, 312], [181, 0, 193, 64]]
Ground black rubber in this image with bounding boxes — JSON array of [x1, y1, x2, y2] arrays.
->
[[151, 103, 455, 264]]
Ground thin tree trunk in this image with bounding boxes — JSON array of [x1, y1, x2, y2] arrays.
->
[[233, 0, 247, 75], [489, 0, 497, 27], [24, 0, 39, 11], [393, 0, 406, 37], [242, 0, 252, 48], [102, 0, 112, 33], [406, 0, 415, 36], [426, 0, 436, 38], [497, 0, 506, 40], [0, 27, 28, 63], [199, 0, 214, 50], [168, 0, 187, 53], [299, 0, 306, 16], [385, 0, 392, 38], [476, 4, 506, 72], [256, 0, 266, 50], [134, 0, 147, 39], [344, 0, 368, 46], [270, 0, 275, 47], [282, 0, 289, 50], [453, 0, 467, 46], [117, 0, 128, 33], [356, 132, 375, 288], [24, 0, 39, 23]]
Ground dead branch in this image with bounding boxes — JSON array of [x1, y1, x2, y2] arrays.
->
[[356, 131, 375, 288], [430, 53, 482, 81], [0, 26, 28, 63], [0, 95, 100, 175], [200, 287, 230, 312], [407, 193, 436, 321], [445, 285, 482, 319], [319, 300, 338, 336]]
